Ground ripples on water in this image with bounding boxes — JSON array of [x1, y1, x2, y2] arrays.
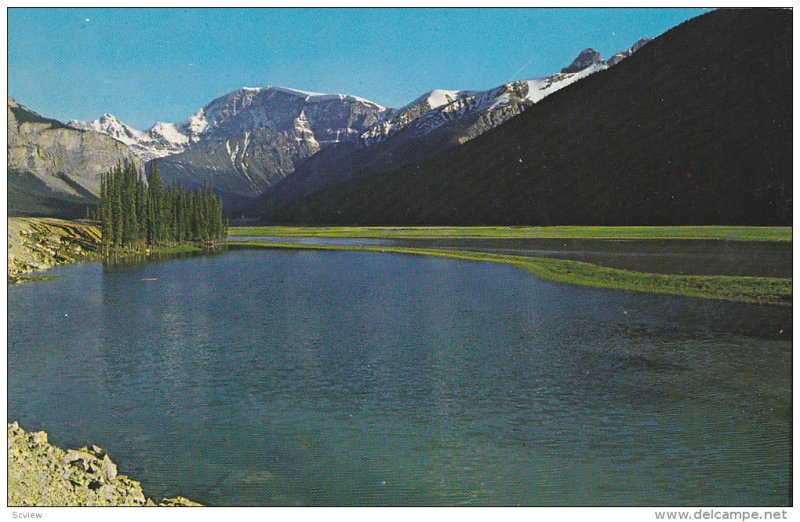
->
[[7, 249, 792, 506]]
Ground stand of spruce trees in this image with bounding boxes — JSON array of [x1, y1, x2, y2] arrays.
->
[[98, 160, 225, 250]]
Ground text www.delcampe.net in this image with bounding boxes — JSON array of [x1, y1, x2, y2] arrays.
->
[[655, 510, 788, 520]]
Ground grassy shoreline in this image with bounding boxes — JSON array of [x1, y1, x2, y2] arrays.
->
[[228, 240, 792, 306], [229, 225, 792, 242]]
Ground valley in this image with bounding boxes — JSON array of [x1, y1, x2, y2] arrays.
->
[[6, 7, 792, 509]]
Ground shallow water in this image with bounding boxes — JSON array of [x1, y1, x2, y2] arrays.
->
[[7, 248, 792, 506]]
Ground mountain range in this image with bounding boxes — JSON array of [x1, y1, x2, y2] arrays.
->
[[64, 38, 645, 211], [7, 9, 791, 226], [264, 9, 791, 226]]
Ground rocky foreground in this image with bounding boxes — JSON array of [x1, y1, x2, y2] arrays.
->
[[8, 422, 200, 506], [8, 217, 102, 284]]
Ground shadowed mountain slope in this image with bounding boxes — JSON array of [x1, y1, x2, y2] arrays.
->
[[264, 9, 791, 226]]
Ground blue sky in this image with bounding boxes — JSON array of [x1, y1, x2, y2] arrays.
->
[[9, 7, 708, 129]]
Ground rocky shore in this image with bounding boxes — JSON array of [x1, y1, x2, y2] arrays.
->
[[8, 217, 102, 284], [8, 422, 201, 506]]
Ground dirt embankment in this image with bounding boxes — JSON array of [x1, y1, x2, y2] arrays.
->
[[8, 217, 102, 283], [8, 422, 200, 506]]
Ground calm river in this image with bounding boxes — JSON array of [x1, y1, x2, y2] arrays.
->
[[7, 248, 791, 506]]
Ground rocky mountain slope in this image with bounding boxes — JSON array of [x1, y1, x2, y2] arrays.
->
[[263, 9, 791, 226], [8, 98, 142, 218], [246, 42, 646, 216]]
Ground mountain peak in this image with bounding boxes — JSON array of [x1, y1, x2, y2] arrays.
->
[[631, 37, 653, 51], [97, 113, 123, 123], [607, 37, 652, 66], [562, 48, 606, 73]]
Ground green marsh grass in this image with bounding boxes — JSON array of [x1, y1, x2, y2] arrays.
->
[[229, 225, 792, 242]]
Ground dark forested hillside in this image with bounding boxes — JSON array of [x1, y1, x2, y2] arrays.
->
[[264, 9, 792, 226]]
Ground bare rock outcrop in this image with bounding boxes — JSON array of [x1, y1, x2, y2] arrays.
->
[[8, 422, 201, 507]]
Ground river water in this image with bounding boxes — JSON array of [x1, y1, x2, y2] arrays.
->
[[7, 248, 792, 505]]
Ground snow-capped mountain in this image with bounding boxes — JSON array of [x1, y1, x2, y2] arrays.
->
[[146, 87, 392, 199], [359, 59, 608, 147], [69, 86, 391, 163], [248, 43, 649, 215], [69, 38, 649, 208], [68, 114, 189, 162], [359, 40, 652, 148], [259, 9, 791, 227], [561, 48, 606, 73], [183, 86, 389, 144]]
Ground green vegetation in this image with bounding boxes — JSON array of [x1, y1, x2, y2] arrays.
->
[[228, 241, 792, 306], [230, 225, 792, 242], [98, 160, 225, 251]]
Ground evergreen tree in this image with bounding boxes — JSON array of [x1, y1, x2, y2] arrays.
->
[[122, 160, 139, 246], [136, 170, 147, 244], [99, 173, 109, 248], [147, 162, 164, 246], [98, 164, 225, 249], [113, 163, 124, 247]]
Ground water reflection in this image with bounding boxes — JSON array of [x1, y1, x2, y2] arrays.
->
[[7, 249, 792, 506], [102, 247, 228, 272]]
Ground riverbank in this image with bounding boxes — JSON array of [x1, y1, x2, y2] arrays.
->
[[7, 217, 220, 283], [228, 241, 792, 306], [7, 422, 200, 506], [8, 218, 102, 283]]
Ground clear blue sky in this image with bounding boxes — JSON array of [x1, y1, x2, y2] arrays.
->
[[9, 7, 708, 129]]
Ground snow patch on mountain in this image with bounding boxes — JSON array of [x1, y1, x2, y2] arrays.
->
[[150, 122, 189, 145], [180, 109, 209, 141], [524, 62, 608, 103], [68, 115, 189, 162], [271, 86, 388, 110], [358, 38, 648, 147], [425, 90, 466, 110], [68, 114, 147, 146]]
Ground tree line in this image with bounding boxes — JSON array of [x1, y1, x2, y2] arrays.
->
[[98, 160, 225, 250]]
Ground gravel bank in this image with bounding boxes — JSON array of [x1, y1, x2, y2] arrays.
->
[[8, 217, 102, 284]]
